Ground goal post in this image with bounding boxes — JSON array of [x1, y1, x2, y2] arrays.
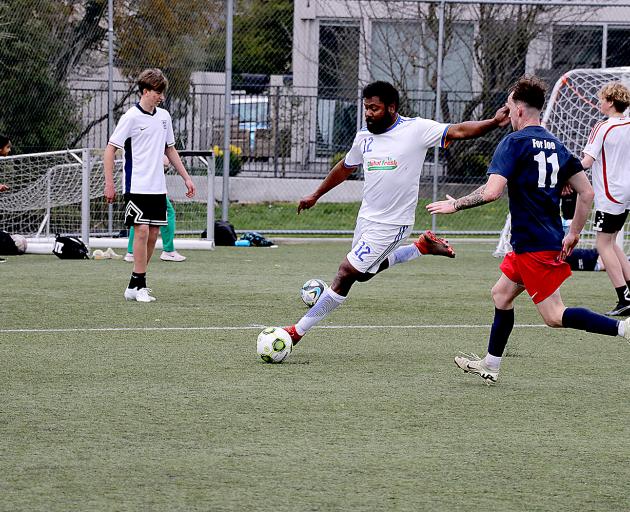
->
[[494, 67, 630, 257], [0, 148, 216, 252]]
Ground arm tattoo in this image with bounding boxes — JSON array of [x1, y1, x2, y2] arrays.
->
[[454, 185, 489, 211]]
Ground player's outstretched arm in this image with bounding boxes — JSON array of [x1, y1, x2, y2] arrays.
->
[[444, 105, 510, 144], [103, 144, 117, 203], [297, 158, 357, 214], [165, 146, 196, 198], [426, 174, 506, 214], [561, 171, 594, 259]]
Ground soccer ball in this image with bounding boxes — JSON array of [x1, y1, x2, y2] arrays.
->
[[11, 234, 27, 254], [300, 278, 328, 307], [256, 327, 293, 363]]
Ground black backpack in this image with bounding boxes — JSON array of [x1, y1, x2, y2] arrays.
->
[[53, 235, 90, 259], [0, 230, 19, 255], [213, 220, 238, 246]]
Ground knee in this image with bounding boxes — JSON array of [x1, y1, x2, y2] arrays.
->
[[491, 285, 511, 309], [134, 225, 149, 240], [541, 309, 564, 328]]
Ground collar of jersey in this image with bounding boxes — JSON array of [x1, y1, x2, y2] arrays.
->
[[384, 114, 403, 133], [136, 102, 157, 116]]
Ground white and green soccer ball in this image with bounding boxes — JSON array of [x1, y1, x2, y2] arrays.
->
[[300, 278, 328, 307], [256, 327, 293, 363]]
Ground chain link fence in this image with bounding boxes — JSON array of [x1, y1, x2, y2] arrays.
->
[[1, 0, 629, 237]]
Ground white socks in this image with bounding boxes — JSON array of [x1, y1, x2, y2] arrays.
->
[[618, 320, 626, 337], [484, 354, 502, 370], [296, 287, 346, 335], [387, 244, 421, 268]]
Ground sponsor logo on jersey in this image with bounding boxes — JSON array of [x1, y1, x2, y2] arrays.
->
[[366, 158, 398, 171]]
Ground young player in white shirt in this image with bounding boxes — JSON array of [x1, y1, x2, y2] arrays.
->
[[103, 68, 195, 302], [283, 81, 510, 344], [581, 82, 630, 316]]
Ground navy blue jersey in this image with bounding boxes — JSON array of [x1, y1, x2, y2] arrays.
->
[[488, 126, 583, 253]]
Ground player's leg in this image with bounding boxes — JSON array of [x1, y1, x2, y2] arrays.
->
[[381, 230, 455, 273], [594, 211, 630, 315], [125, 232, 135, 261], [160, 199, 186, 261], [124, 224, 155, 302], [146, 225, 160, 264], [454, 273, 524, 384], [536, 290, 625, 339], [285, 220, 404, 344]]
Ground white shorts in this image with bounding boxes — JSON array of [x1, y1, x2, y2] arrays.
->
[[347, 218, 411, 274]]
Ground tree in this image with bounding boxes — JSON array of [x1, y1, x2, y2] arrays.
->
[[0, 0, 107, 152]]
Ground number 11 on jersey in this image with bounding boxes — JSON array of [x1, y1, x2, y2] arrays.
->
[[534, 151, 559, 189]]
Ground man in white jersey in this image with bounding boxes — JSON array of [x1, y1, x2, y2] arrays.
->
[[103, 68, 195, 302], [283, 81, 509, 345], [581, 82, 630, 316]]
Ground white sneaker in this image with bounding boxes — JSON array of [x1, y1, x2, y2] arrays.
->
[[454, 352, 499, 385], [123, 252, 134, 262], [160, 250, 186, 262], [104, 248, 123, 260], [124, 287, 156, 302]]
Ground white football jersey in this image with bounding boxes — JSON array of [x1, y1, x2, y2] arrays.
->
[[344, 115, 450, 225], [108, 104, 176, 194], [583, 116, 630, 214]]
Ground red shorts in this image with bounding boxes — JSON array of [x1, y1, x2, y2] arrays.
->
[[500, 251, 572, 304]]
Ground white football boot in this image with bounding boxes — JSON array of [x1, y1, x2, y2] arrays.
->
[[160, 250, 186, 262], [454, 352, 499, 385], [622, 318, 630, 344], [123, 252, 134, 262], [124, 287, 156, 302]]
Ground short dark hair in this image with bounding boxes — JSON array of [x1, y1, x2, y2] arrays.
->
[[137, 68, 169, 94], [0, 135, 9, 147], [362, 81, 399, 110], [510, 75, 548, 111]]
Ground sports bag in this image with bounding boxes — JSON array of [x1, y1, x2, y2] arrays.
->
[[213, 220, 238, 246], [52, 235, 90, 259], [239, 232, 275, 247]]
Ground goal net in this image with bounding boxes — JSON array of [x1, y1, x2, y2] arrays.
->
[[0, 149, 215, 251], [494, 67, 630, 257]]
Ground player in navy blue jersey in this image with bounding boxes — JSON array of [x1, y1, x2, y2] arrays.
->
[[427, 75, 630, 385]]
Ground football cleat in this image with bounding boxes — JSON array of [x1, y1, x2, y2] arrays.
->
[[123, 252, 134, 262], [606, 300, 630, 316], [160, 250, 186, 262], [414, 230, 455, 258], [454, 352, 498, 385], [124, 287, 156, 302], [283, 325, 303, 345]]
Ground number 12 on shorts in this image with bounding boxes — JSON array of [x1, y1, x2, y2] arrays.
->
[[354, 241, 372, 262]]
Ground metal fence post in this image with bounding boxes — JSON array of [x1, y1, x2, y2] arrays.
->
[[432, 0, 446, 233], [81, 149, 91, 246], [222, 0, 234, 222]]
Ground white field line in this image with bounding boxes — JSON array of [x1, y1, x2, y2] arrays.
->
[[0, 324, 547, 334]]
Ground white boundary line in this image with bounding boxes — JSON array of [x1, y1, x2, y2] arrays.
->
[[0, 324, 547, 334]]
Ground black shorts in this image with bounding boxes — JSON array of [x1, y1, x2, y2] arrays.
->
[[124, 193, 167, 227], [593, 210, 629, 234]]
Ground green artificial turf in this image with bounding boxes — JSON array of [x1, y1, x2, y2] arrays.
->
[[1, 242, 628, 511]]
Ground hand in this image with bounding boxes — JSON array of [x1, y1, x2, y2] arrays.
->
[[561, 183, 574, 197], [0, 183, 8, 192], [494, 105, 510, 127], [297, 194, 318, 214], [426, 194, 457, 215], [104, 182, 116, 203], [184, 178, 196, 198], [560, 232, 580, 260]]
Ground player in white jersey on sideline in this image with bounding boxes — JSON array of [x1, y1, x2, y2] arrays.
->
[[581, 81, 630, 316], [103, 68, 195, 302], [283, 81, 510, 345]]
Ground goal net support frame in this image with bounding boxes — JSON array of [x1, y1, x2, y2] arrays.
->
[[0, 149, 216, 253], [494, 66, 630, 257]]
